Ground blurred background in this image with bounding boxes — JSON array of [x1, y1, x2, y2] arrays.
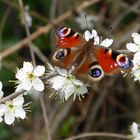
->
[[0, 0, 140, 139]]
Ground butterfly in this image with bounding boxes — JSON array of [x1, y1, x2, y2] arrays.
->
[[51, 27, 133, 83]]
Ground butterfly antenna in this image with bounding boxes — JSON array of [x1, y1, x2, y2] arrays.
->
[[84, 15, 89, 30]]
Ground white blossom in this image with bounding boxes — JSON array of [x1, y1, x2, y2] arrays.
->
[[130, 122, 140, 140], [131, 62, 140, 82], [83, 29, 113, 48], [0, 81, 5, 122], [0, 81, 4, 99], [126, 33, 140, 53], [15, 62, 45, 92], [126, 32, 140, 64], [48, 66, 88, 101], [0, 95, 26, 125], [75, 11, 99, 30], [126, 32, 140, 82]]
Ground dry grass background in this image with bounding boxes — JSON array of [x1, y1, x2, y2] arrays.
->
[[0, 0, 140, 140]]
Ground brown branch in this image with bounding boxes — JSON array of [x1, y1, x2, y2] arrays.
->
[[1, 0, 49, 23], [64, 132, 131, 140], [0, 0, 100, 60], [18, 0, 36, 66], [18, 1, 52, 139], [32, 43, 49, 64], [0, 90, 24, 104], [39, 94, 52, 140]]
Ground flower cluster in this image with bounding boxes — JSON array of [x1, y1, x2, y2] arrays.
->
[[15, 62, 45, 92], [47, 67, 88, 102], [126, 33, 140, 82], [0, 61, 45, 125], [130, 122, 140, 140], [0, 82, 26, 125], [83, 29, 113, 48]]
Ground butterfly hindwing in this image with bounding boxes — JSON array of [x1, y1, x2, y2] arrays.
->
[[95, 47, 132, 73]]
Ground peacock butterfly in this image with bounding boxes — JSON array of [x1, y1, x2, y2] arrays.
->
[[51, 27, 133, 83]]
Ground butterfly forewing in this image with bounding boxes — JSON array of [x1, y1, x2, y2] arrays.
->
[[55, 27, 84, 48]]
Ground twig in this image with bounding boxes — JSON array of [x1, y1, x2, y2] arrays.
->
[[18, 1, 52, 139], [0, 6, 11, 47], [0, 0, 100, 60], [110, 0, 140, 31], [39, 94, 52, 140], [50, 0, 58, 48], [18, 0, 36, 66], [84, 77, 118, 131], [32, 43, 50, 64], [1, 0, 49, 23], [64, 132, 131, 140], [50, 101, 73, 135], [0, 90, 24, 104]]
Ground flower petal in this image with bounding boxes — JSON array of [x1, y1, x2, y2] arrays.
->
[[79, 85, 88, 94], [54, 66, 68, 76], [15, 84, 23, 93], [34, 66, 45, 76], [83, 30, 92, 41], [72, 78, 84, 86], [64, 84, 75, 101], [23, 62, 33, 72], [21, 80, 32, 91], [100, 38, 113, 47], [32, 78, 44, 91], [13, 95, 24, 106], [14, 107, 26, 119], [48, 76, 65, 90], [4, 111, 15, 125], [0, 91, 4, 99], [91, 29, 98, 38], [0, 81, 3, 90], [126, 43, 139, 52], [94, 36, 100, 45], [132, 32, 140, 45], [16, 68, 27, 80], [0, 104, 7, 116], [130, 122, 138, 135], [134, 51, 140, 65], [0, 116, 3, 122]]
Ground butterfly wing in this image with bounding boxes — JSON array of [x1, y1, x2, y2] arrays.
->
[[55, 27, 84, 48], [52, 47, 83, 69], [95, 47, 133, 73], [73, 46, 133, 83]]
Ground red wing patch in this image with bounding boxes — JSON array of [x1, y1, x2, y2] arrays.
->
[[95, 48, 119, 73], [56, 27, 82, 48]]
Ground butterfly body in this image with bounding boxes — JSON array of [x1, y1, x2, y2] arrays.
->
[[52, 27, 133, 82]]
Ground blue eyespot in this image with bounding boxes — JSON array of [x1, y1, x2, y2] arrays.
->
[[56, 51, 65, 59], [54, 49, 68, 60], [117, 58, 132, 69], [89, 68, 102, 78], [88, 64, 104, 81]]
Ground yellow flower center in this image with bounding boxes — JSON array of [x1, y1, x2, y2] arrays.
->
[[76, 85, 80, 89], [27, 73, 34, 80], [66, 75, 72, 80], [6, 101, 14, 111]]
